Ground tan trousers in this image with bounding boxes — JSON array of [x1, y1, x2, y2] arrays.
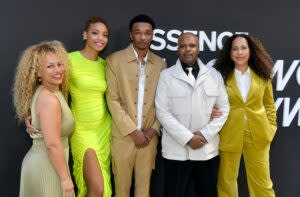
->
[[218, 120, 275, 197], [111, 135, 157, 197]]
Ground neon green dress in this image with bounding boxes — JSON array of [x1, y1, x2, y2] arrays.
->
[[69, 51, 112, 197]]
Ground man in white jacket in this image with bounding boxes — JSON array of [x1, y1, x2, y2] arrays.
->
[[155, 33, 229, 197]]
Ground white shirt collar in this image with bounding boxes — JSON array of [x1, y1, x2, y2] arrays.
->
[[234, 66, 250, 76], [234, 66, 251, 102]]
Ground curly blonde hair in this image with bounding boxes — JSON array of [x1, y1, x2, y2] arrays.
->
[[13, 40, 70, 122]]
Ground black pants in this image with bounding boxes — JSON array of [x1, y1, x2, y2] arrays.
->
[[164, 156, 219, 197]]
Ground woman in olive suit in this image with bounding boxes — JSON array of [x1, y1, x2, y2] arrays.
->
[[214, 34, 277, 197]]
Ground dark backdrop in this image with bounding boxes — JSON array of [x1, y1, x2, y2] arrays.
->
[[1, 0, 300, 196]]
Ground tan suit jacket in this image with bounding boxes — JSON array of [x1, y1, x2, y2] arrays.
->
[[219, 69, 277, 152], [106, 44, 166, 138]]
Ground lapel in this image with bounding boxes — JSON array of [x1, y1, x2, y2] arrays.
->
[[172, 58, 209, 87], [124, 44, 139, 77], [245, 68, 260, 103], [195, 59, 209, 87], [172, 59, 194, 87], [125, 44, 137, 63], [125, 44, 156, 78], [226, 68, 261, 104], [226, 73, 244, 103]]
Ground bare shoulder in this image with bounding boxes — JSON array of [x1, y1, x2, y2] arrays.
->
[[35, 88, 60, 111]]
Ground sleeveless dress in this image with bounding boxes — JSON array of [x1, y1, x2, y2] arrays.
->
[[19, 86, 74, 197], [69, 51, 112, 197]]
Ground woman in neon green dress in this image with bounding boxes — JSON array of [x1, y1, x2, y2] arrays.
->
[[69, 17, 112, 197]]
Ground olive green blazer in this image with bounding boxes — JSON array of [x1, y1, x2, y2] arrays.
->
[[219, 69, 277, 152]]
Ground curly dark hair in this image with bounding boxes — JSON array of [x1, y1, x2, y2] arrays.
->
[[213, 34, 273, 82]]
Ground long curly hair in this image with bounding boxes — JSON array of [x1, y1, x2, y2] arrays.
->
[[13, 40, 70, 122], [214, 34, 273, 82]]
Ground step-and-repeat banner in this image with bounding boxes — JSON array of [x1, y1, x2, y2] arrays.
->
[[1, 0, 299, 196]]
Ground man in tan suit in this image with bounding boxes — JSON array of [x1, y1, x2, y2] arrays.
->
[[105, 14, 166, 197]]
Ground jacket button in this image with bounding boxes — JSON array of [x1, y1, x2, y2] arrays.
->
[[143, 115, 145, 118], [136, 75, 139, 77], [134, 101, 137, 104], [144, 102, 146, 105], [135, 88, 138, 91]]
